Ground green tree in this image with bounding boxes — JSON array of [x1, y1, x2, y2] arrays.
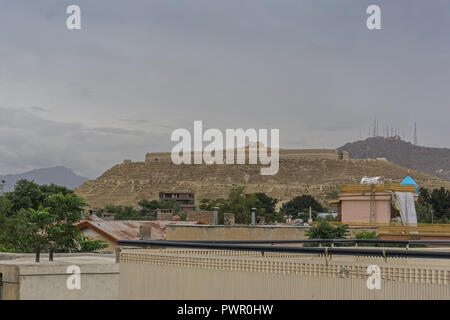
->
[[160, 200, 181, 213], [40, 183, 74, 197], [280, 195, 325, 217], [0, 180, 106, 253], [0, 197, 31, 252], [418, 187, 450, 223], [138, 199, 160, 216], [199, 198, 226, 211], [104, 205, 141, 220], [27, 206, 56, 250], [253, 193, 278, 214], [221, 186, 263, 224], [416, 201, 435, 223], [5, 179, 43, 214], [201, 186, 264, 224]]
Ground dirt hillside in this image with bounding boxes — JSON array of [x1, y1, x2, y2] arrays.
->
[[75, 149, 450, 208]]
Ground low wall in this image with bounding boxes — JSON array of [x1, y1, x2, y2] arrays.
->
[[119, 248, 450, 299], [165, 225, 376, 241], [187, 211, 214, 224], [0, 253, 119, 300]]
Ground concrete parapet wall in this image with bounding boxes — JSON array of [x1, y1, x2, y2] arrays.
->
[[0, 254, 119, 300], [166, 225, 308, 240], [119, 248, 450, 300]]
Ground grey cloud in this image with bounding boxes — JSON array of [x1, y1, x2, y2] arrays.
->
[[119, 119, 149, 124], [28, 106, 51, 113], [91, 127, 145, 136], [0, 107, 167, 178], [0, 0, 449, 178]]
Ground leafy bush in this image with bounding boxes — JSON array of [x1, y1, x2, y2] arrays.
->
[[352, 230, 380, 247], [304, 221, 349, 247]]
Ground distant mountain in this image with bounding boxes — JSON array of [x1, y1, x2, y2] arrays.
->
[[338, 137, 450, 181], [0, 166, 88, 193]]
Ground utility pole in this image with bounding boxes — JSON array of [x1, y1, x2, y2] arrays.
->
[[308, 207, 313, 224], [373, 118, 377, 137]]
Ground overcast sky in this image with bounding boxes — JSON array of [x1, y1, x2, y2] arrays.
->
[[1, 0, 450, 178]]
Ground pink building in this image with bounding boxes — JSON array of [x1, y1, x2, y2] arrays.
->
[[337, 183, 418, 224]]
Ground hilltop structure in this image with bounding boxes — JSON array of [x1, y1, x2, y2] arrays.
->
[[75, 148, 450, 209]]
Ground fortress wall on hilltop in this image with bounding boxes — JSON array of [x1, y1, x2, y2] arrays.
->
[[144, 149, 349, 163]]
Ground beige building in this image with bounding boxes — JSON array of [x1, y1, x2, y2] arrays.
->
[[159, 191, 195, 212]]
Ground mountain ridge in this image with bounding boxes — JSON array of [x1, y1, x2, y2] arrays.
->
[[0, 166, 88, 192], [338, 137, 450, 181]]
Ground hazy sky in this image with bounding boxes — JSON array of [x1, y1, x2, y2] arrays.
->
[[1, 0, 450, 178]]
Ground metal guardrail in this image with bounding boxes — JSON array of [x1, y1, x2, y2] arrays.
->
[[144, 239, 450, 245], [118, 239, 450, 259]]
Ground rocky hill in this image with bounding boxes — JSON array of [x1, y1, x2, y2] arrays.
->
[[1, 166, 88, 193], [339, 137, 450, 181], [74, 149, 450, 209]]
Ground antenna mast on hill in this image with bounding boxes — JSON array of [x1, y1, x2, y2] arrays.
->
[[414, 122, 418, 145], [373, 118, 377, 137]]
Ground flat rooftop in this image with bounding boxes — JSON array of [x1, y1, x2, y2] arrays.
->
[[0, 252, 115, 266]]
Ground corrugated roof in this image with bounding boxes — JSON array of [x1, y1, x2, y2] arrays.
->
[[77, 217, 198, 242]]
